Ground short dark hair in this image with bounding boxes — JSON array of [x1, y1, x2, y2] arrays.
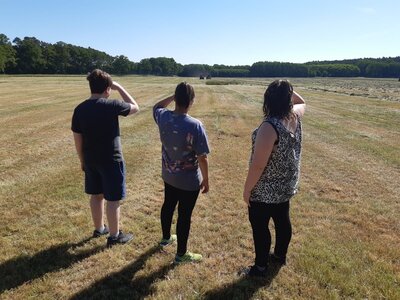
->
[[87, 69, 113, 94], [174, 82, 195, 109], [263, 79, 293, 118]]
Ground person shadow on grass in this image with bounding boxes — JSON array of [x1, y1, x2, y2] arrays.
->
[[203, 262, 283, 300], [0, 237, 103, 293], [70, 245, 176, 299]]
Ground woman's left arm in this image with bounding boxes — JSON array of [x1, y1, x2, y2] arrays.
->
[[198, 154, 209, 193], [243, 123, 277, 206], [292, 91, 306, 117]]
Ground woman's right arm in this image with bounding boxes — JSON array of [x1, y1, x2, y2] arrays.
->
[[292, 91, 306, 117]]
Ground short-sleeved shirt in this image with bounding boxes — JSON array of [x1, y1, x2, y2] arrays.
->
[[249, 115, 302, 204], [153, 107, 210, 191], [71, 98, 131, 165]]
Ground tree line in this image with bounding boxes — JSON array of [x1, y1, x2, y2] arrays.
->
[[1, 34, 399, 78]]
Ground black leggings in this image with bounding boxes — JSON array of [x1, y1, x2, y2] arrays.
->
[[248, 201, 292, 267], [161, 182, 200, 256]]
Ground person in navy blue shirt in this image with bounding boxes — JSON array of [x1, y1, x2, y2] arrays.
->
[[72, 69, 139, 247], [153, 82, 210, 263]]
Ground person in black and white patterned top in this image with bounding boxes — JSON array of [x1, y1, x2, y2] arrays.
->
[[242, 80, 306, 277]]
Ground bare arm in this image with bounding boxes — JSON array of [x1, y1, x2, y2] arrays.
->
[[243, 123, 277, 206], [73, 132, 85, 171], [198, 154, 209, 193], [153, 95, 175, 110], [292, 90, 306, 117], [111, 82, 139, 115]]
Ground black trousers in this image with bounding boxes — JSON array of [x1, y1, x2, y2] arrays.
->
[[161, 182, 200, 255], [248, 201, 292, 267]]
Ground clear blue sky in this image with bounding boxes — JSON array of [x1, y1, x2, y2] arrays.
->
[[1, 0, 399, 65]]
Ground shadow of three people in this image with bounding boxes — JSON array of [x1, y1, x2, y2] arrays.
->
[[1, 238, 281, 299], [72, 254, 282, 299]]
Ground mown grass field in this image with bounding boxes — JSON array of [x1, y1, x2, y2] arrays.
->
[[0, 75, 399, 299]]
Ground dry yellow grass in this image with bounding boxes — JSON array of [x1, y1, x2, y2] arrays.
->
[[0, 75, 399, 299]]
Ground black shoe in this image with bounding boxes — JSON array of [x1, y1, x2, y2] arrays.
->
[[241, 265, 268, 277], [106, 230, 133, 248], [92, 225, 109, 238], [270, 253, 286, 265]]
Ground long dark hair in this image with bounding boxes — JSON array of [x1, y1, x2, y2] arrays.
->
[[263, 80, 293, 118]]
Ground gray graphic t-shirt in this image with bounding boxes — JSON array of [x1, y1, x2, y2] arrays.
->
[[154, 107, 210, 191]]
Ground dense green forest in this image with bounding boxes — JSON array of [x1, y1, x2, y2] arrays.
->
[[1, 34, 399, 78]]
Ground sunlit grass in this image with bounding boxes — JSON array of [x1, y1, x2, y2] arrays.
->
[[0, 76, 399, 299]]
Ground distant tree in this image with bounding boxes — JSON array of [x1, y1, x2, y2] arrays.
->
[[2, 33, 400, 78], [354, 59, 374, 76], [137, 58, 152, 74], [306, 57, 400, 78], [307, 64, 360, 77], [87, 47, 113, 72], [211, 68, 249, 77], [365, 62, 400, 78], [0, 34, 9, 44], [74, 46, 113, 73], [144, 57, 179, 76], [41, 43, 57, 73], [68, 46, 89, 73], [13, 37, 46, 73], [153, 65, 162, 75], [179, 64, 208, 77], [176, 63, 183, 75], [112, 55, 134, 74], [0, 34, 16, 73], [210, 64, 250, 77], [249, 62, 308, 77], [52, 42, 72, 73]]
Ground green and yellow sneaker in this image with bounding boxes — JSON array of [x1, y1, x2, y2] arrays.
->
[[159, 234, 177, 247], [174, 251, 203, 264]]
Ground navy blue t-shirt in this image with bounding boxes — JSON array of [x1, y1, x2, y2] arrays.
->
[[71, 98, 131, 165]]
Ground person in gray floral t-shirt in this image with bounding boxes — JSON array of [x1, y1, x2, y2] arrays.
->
[[153, 82, 210, 264]]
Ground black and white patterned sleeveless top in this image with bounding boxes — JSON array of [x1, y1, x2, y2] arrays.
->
[[249, 114, 302, 204]]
